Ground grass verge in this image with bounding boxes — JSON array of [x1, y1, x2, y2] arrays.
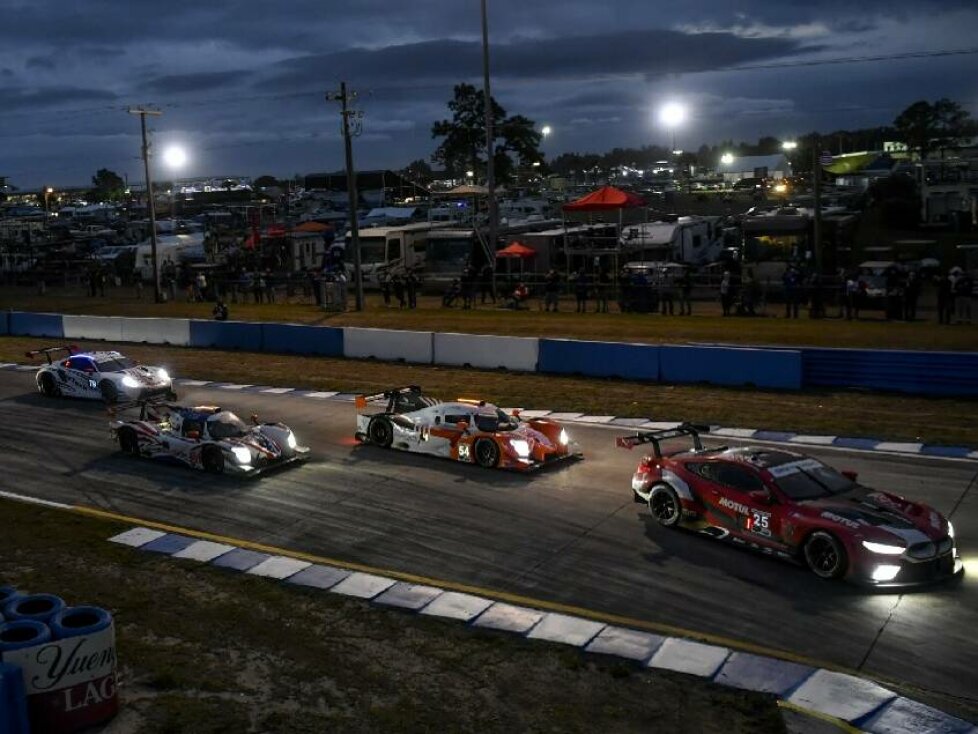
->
[[4, 287, 978, 351], [0, 498, 785, 734], [2, 335, 976, 446]]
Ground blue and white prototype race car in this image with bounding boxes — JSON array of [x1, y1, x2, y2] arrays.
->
[[28, 345, 174, 403], [110, 400, 309, 476]]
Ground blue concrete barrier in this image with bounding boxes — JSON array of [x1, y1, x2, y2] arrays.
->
[[803, 348, 978, 396], [189, 320, 263, 351], [660, 345, 803, 390], [0, 662, 29, 734], [261, 324, 344, 357], [538, 339, 660, 380], [7, 312, 63, 338]]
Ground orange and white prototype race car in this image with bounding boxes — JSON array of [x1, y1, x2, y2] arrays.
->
[[354, 386, 582, 471]]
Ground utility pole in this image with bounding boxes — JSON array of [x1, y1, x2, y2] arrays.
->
[[326, 82, 364, 311], [128, 107, 163, 303], [812, 136, 823, 279], [481, 0, 498, 298]]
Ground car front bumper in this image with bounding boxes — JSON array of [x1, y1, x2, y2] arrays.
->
[[227, 446, 311, 477], [857, 551, 963, 587]]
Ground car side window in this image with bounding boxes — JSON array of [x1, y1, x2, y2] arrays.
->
[[443, 414, 468, 425], [183, 419, 203, 437], [68, 357, 96, 373], [716, 465, 764, 492], [686, 462, 717, 481]]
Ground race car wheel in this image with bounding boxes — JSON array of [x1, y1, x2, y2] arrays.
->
[[99, 380, 119, 404], [368, 417, 394, 448], [474, 438, 499, 468], [40, 373, 59, 397], [804, 531, 848, 579], [202, 446, 225, 474], [648, 484, 682, 527], [118, 428, 140, 456]]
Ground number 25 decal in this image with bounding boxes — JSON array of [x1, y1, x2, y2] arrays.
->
[[747, 510, 772, 536]]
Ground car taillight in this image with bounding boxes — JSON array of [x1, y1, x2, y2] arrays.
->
[[639, 456, 659, 471]]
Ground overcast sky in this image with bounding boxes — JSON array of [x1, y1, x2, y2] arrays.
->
[[1, 0, 976, 189]]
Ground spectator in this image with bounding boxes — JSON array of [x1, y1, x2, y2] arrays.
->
[[507, 281, 529, 310], [845, 273, 860, 321], [479, 264, 496, 304], [442, 279, 461, 308], [194, 271, 207, 302], [88, 268, 98, 297], [264, 271, 276, 304], [391, 273, 406, 308], [406, 268, 419, 309], [808, 272, 824, 319], [660, 268, 676, 316], [97, 268, 106, 297], [739, 268, 756, 316], [937, 271, 953, 324], [136, 277, 145, 301], [596, 268, 611, 313], [903, 269, 920, 321], [783, 266, 800, 318], [574, 269, 589, 313], [461, 263, 477, 309], [253, 271, 264, 304], [543, 269, 560, 312], [380, 270, 392, 307], [719, 271, 733, 316], [212, 300, 229, 321], [678, 266, 693, 316]]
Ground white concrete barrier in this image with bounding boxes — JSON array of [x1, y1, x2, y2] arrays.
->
[[342, 327, 433, 363], [62, 315, 124, 342], [120, 317, 191, 346], [432, 332, 539, 371]]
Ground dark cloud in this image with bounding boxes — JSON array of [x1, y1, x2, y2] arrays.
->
[[0, 86, 117, 112], [143, 71, 247, 94], [25, 56, 56, 71]]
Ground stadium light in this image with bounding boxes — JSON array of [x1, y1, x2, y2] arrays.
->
[[782, 140, 798, 151], [163, 145, 187, 169], [720, 153, 735, 166]]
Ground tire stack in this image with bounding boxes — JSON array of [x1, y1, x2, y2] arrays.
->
[[0, 587, 118, 734]]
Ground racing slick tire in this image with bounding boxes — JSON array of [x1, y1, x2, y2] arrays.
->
[[118, 428, 140, 457], [368, 417, 394, 448], [39, 373, 59, 397], [474, 438, 499, 469], [648, 484, 682, 527], [202, 446, 225, 474], [99, 380, 119, 404], [803, 531, 848, 579]]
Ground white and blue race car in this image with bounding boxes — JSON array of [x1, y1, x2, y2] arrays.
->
[[28, 345, 174, 403]]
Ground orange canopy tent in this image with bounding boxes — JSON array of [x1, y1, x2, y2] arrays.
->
[[562, 185, 645, 212], [295, 221, 332, 233], [495, 241, 536, 258]]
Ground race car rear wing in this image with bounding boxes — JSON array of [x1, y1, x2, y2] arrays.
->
[[108, 395, 176, 421], [24, 345, 79, 364], [355, 385, 423, 411], [615, 422, 711, 457]]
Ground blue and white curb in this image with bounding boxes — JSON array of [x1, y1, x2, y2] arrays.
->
[[109, 525, 976, 734]]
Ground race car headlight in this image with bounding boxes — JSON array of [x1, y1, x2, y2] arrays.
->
[[871, 564, 901, 582], [948, 522, 954, 540], [559, 429, 569, 446], [510, 439, 531, 458], [122, 375, 139, 388], [157, 368, 169, 382], [862, 540, 905, 555], [287, 431, 297, 450], [231, 446, 252, 464]]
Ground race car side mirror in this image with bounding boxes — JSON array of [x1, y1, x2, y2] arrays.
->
[[250, 414, 259, 425], [186, 430, 200, 440], [511, 409, 522, 417], [749, 489, 774, 505], [457, 421, 469, 432], [841, 470, 858, 482]]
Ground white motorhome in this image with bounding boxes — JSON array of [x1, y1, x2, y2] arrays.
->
[[133, 233, 205, 282], [345, 222, 450, 286], [620, 216, 725, 265]]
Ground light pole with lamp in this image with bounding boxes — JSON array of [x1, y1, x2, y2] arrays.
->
[[162, 145, 187, 220]]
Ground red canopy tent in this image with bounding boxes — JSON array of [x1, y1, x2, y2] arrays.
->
[[561, 185, 645, 212]]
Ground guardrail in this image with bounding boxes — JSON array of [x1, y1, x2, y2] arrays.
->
[[4, 311, 976, 395]]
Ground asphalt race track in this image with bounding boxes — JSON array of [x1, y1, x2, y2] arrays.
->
[[2, 371, 976, 718]]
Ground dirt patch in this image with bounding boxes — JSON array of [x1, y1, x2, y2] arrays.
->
[[0, 499, 785, 733]]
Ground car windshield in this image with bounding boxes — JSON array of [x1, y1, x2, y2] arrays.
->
[[96, 357, 136, 372], [207, 412, 249, 439], [773, 460, 855, 500], [473, 408, 519, 432]]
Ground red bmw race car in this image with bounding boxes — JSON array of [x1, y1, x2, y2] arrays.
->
[[355, 385, 582, 471], [618, 424, 962, 586]]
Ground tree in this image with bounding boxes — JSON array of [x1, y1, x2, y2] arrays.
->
[[254, 175, 280, 189], [402, 159, 433, 185], [431, 83, 544, 184], [90, 168, 125, 201], [894, 99, 972, 160]]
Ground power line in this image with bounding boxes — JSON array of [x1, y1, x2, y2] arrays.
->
[[714, 46, 978, 73]]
